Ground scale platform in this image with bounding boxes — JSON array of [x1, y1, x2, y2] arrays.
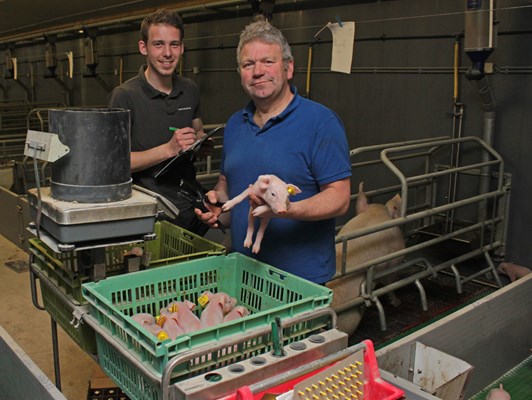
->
[[27, 187, 158, 246]]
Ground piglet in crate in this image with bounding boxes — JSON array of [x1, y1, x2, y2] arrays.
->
[[199, 291, 237, 327], [158, 308, 185, 340], [222, 174, 301, 253], [164, 300, 206, 333], [223, 305, 250, 322]]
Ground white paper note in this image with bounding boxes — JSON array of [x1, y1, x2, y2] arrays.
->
[[327, 21, 355, 74]]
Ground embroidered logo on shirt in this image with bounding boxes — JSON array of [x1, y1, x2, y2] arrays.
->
[[178, 107, 192, 111]]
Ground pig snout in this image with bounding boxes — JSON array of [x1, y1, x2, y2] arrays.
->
[[266, 196, 290, 214]]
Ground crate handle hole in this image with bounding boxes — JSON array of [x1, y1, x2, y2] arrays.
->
[[228, 364, 245, 374], [204, 373, 223, 382], [268, 269, 287, 281]]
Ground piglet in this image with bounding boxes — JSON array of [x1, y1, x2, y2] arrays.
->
[[497, 262, 531, 282], [199, 291, 237, 327], [158, 309, 185, 340], [144, 323, 170, 341], [160, 317, 185, 340], [486, 384, 511, 400], [164, 300, 206, 334], [223, 305, 250, 322], [222, 174, 301, 253], [131, 312, 155, 328]]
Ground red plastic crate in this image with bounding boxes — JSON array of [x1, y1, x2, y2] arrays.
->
[[221, 340, 404, 400]]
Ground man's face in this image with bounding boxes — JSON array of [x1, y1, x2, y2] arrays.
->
[[239, 40, 293, 103], [139, 24, 183, 78]]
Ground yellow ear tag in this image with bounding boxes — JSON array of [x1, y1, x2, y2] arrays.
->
[[156, 316, 167, 327], [157, 331, 170, 341], [287, 186, 296, 196], [198, 294, 210, 307], [169, 304, 178, 313]]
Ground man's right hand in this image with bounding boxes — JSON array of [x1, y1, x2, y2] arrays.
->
[[195, 190, 224, 229], [169, 127, 197, 155]]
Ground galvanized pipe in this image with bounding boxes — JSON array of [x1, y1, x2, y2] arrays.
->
[[333, 241, 501, 314]]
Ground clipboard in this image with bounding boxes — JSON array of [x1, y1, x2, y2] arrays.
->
[[154, 124, 225, 179]]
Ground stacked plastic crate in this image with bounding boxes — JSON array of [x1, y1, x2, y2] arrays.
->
[[29, 221, 226, 354]]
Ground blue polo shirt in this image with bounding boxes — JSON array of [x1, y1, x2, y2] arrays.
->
[[221, 86, 351, 283]]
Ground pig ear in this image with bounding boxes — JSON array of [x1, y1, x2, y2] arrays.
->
[[185, 300, 196, 311], [356, 181, 369, 214], [386, 194, 402, 219], [287, 184, 302, 195], [258, 175, 270, 190]]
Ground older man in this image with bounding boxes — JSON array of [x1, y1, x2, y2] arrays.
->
[[197, 19, 351, 284]]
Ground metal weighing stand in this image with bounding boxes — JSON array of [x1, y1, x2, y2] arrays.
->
[[25, 128, 161, 391]]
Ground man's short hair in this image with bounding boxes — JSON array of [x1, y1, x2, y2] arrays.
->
[[141, 9, 184, 42], [236, 18, 293, 70]]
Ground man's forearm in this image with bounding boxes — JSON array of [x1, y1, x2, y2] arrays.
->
[[286, 178, 351, 221], [131, 144, 172, 172]]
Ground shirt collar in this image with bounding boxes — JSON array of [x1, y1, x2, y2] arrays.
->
[[137, 65, 183, 99], [242, 85, 300, 124]]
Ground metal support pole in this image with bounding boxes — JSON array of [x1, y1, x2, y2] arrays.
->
[[50, 318, 61, 391]]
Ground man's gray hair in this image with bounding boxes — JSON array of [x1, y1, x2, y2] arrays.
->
[[236, 19, 294, 70]]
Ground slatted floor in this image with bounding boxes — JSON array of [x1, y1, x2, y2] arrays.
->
[[469, 355, 532, 400], [348, 269, 499, 349]]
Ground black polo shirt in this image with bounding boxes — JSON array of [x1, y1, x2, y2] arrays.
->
[[109, 65, 207, 234]]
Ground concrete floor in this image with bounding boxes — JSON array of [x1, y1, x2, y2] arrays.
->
[[0, 234, 105, 400]]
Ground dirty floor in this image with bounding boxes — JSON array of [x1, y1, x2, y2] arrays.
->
[[0, 234, 108, 400]]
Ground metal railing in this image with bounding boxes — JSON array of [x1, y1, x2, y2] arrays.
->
[[333, 135, 511, 330]]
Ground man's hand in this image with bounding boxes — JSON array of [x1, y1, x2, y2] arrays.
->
[[195, 190, 224, 229], [169, 127, 196, 155], [248, 186, 277, 218]]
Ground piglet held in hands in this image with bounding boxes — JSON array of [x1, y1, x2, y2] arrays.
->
[[222, 174, 301, 254]]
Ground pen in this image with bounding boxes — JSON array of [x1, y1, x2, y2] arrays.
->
[[155, 124, 224, 179]]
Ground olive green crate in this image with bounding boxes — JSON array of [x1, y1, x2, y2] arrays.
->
[[28, 221, 226, 304], [28, 221, 225, 356], [31, 263, 97, 354]]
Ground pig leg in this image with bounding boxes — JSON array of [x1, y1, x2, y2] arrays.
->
[[252, 217, 270, 254], [251, 204, 272, 217], [222, 188, 249, 212], [244, 208, 255, 249], [326, 272, 366, 335]]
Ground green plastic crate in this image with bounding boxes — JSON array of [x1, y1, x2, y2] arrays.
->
[[31, 264, 98, 353], [29, 221, 226, 303], [29, 221, 225, 356], [145, 220, 226, 266], [82, 253, 332, 398]]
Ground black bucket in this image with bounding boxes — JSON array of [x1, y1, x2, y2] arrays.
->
[[49, 108, 132, 203]]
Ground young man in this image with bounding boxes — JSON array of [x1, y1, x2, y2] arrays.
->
[[109, 9, 210, 235], [197, 19, 351, 284]]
